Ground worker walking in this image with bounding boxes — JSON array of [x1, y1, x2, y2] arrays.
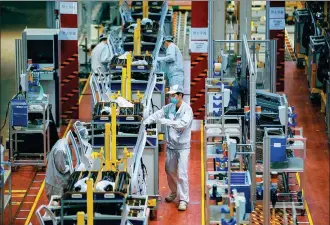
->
[[157, 36, 184, 87], [45, 138, 71, 200], [143, 85, 193, 211], [91, 33, 113, 74]]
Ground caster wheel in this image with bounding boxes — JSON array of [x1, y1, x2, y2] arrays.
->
[[300, 209, 306, 216], [150, 210, 158, 220], [41, 166, 47, 172]]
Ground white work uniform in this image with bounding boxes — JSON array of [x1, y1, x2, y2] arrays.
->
[[158, 43, 184, 87], [45, 139, 70, 200], [91, 41, 113, 74], [144, 101, 193, 203]]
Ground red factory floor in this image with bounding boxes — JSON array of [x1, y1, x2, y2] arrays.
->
[[4, 61, 329, 225]]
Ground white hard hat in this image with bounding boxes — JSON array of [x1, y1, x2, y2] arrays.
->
[[166, 85, 184, 95], [163, 36, 173, 43]]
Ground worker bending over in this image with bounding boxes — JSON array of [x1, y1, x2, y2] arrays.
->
[[143, 85, 193, 211], [157, 36, 184, 87], [91, 33, 113, 74], [45, 138, 71, 200]]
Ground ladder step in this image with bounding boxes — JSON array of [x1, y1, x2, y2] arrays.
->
[[27, 194, 37, 197], [16, 218, 27, 220]]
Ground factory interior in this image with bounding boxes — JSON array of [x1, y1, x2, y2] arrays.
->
[[0, 1, 329, 225]]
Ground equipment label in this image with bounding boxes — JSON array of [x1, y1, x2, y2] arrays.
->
[[60, 2, 78, 15], [191, 28, 208, 41], [59, 28, 78, 40], [190, 41, 208, 53]]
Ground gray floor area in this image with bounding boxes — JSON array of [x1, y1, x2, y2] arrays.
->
[[0, 2, 47, 140]]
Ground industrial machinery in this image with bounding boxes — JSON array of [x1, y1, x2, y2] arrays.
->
[[9, 68, 56, 169], [294, 2, 328, 70], [15, 28, 60, 125], [204, 32, 308, 224], [294, 9, 310, 57], [36, 117, 152, 225], [120, 0, 170, 53], [307, 35, 327, 98], [34, 1, 169, 223], [36, 172, 150, 225]]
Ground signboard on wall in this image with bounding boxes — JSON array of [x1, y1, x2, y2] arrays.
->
[[269, 19, 285, 30], [59, 28, 78, 40], [269, 7, 285, 19], [60, 2, 78, 15], [190, 41, 208, 53], [190, 28, 208, 40]]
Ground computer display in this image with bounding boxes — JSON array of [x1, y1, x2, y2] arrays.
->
[[27, 40, 54, 64]]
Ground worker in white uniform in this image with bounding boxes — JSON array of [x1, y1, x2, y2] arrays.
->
[[157, 36, 184, 87], [45, 138, 71, 200], [91, 33, 113, 74], [143, 85, 193, 211]]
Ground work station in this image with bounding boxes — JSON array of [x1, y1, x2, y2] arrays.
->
[[0, 1, 328, 225]]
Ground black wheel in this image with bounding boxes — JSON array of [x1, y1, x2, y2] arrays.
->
[[42, 166, 47, 172], [150, 209, 157, 220]]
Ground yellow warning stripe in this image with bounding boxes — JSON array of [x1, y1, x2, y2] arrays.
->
[[23, 180, 45, 225], [296, 173, 314, 225]]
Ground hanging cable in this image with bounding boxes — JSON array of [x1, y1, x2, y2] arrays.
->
[[151, 98, 160, 112]]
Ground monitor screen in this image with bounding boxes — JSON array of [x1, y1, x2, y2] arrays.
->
[[27, 40, 54, 64]]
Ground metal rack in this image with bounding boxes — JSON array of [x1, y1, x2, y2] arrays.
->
[[0, 143, 12, 225], [307, 35, 326, 96], [9, 100, 50, 169], [120, 0, 170, 54], [262, 127, 307, 223]]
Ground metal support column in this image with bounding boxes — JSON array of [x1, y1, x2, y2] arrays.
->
[[46, 1, 56, 28], [271, 40, 277, 93], [126, 52, 132, 101], [87, 179, 94, 225], [143, 0, 148, 18], [239, 0, 252, 45], [111, 101, 117, 171], [208, 0, 213, 77], [244, 34, 257, 203], [266, 1, 270, 40], [15, 39, 23, 93], [134, 19, 141, 56], [213, 0, 226, 62], [105, 123, 111, 171], [263, 136, 270, 225]]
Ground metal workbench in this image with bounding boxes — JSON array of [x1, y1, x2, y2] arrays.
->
[[9, 100, 50, 169]]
